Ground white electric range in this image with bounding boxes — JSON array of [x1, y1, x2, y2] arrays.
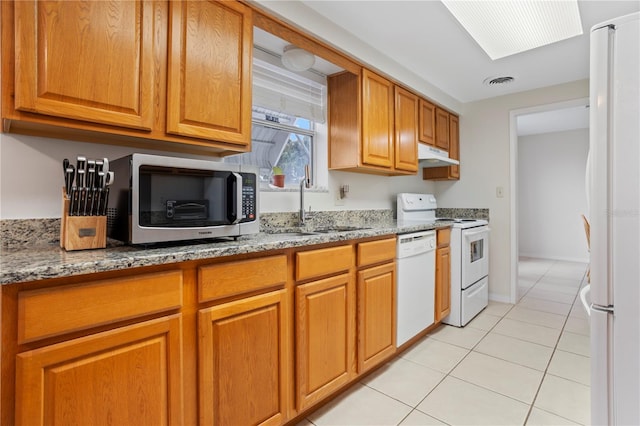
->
[[397, 193, 490, 327]]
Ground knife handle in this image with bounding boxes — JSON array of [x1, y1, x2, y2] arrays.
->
[[102, 187, 110, 216], [89, 188, 97, 215], [69, 187, 78, 216], [82, 187, 89, 216], [76, 169, 85, 189]]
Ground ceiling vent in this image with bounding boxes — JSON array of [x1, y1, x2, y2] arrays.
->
[[484, 76, 515, 86]]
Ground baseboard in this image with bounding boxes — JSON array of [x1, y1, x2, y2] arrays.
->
[[488, 293, 512, 304], [518, 253, 589, 263]]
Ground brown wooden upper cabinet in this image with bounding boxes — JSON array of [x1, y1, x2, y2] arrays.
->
[[394, 86, 419, 173], [328, 69, 418, 175], [12, 0, 157, 130], [4, 0, 252, 153], [419, 99, 436, 146], [166, 0, 252, 145], [423, 111, 460, 180], [435, 107, 450, 151]]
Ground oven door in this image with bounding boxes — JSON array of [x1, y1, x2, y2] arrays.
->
[[461, 226, 490, 289]]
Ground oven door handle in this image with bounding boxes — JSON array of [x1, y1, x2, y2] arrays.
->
[[466, 278, 488, 297], [463, 227, 490, 240]]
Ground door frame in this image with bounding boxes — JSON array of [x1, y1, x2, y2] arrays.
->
[[508, 97, 589, 303]]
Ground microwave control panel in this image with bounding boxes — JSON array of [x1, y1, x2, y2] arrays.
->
[[241, 172, 257, 222]]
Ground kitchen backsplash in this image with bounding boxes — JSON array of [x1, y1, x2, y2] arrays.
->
[[0, 210, 393, 248], [0, 208, 489, 248], [0, 219, 61, 247], [437, 208, 490, 220], [260, 209, 394, 233]]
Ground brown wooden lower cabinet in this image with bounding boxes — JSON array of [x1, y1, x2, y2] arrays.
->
[[198, 289, 288, 426], [3, 236, 407, 426], [295, 273, 356, 411], [357, 262, 396, 373], [15, 314, 183, 426], [435, 229, 452, 321]]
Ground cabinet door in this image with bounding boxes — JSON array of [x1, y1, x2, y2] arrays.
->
[[435, 107, 450, 151], [167, 0, 252, 146], [361, 69, 394, 169], [13, 0, 157, 130], [199, 290, 288, 426], [357, 263, 396, 373], [394, 87, 418, 173], [15, 315, 183, 426], [419, 99, 436, 146], [435, 246, 451, 321], [296, 274, 355, 410], [449, 114, 460, 179], [423, 112, 460, 181]]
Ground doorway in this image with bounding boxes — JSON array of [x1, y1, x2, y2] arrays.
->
[[509, 97, 589, 303]]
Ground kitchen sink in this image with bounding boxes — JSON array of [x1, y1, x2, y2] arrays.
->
[[267, 231, 319, 237], [266, 226, 371, 237], [312, 226, 371, 233]]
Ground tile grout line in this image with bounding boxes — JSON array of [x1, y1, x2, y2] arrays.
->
[[303, 260, 589, 425], [404, 303, 517, 424], [522, 263, 590, 425]]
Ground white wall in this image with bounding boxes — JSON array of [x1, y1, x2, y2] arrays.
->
[[434, 80, 589, 302], [518, 129, 589, 262], [0, 132, 435, 219]]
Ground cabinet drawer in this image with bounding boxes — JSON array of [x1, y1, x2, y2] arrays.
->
[[198, 255, 287, 303], [18, 270, 183, 344], [437, 228, 451, 247], [296, 245, 353, 281], [357, 237, 396, 267]]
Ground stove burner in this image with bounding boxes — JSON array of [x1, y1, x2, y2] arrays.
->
[[436, 218, 479, 223]]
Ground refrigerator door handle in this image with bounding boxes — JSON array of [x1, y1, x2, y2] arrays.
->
[[589, 23, 615, 307], [580, 284, 615, 316], [579, 285, 591, 316]]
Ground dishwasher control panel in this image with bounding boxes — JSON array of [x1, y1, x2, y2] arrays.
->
[[396, 230, 436, 258]]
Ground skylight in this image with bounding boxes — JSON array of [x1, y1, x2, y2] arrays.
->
[[441, 0, 583, 60]]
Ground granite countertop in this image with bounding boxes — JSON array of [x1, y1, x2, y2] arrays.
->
[[0, 221, 451, 285]]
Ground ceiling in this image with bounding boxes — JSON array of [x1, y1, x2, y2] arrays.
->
[[291, 0, 640, 104], [517, 105, 589, 136]]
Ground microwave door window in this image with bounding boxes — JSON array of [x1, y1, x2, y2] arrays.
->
[[204, 176, 227, 224], [138, 166, 234, 227]]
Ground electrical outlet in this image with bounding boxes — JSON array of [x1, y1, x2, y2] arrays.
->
[[496, 186, 504, 198], [335, 192, 345, 206]]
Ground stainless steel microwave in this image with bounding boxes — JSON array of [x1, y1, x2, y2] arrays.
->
[[107, 154, 259, 245]]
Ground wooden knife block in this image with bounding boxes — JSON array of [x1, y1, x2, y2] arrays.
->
[[60, 188, 107, 251]]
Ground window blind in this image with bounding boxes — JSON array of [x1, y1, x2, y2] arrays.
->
[[252, 57, 327, 123]]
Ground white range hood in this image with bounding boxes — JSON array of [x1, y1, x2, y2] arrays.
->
[[418, 143, 459, 168]]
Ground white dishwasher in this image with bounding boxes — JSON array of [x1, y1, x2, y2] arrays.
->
[[396, 230, 436, 346]]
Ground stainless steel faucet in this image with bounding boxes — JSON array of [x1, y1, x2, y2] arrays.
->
[[299, 165, 311, 226]]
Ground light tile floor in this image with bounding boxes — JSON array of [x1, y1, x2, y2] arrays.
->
[[300, 258, 591, 425]]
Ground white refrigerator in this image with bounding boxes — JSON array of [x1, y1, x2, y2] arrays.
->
[[584, 11, 640, 426]]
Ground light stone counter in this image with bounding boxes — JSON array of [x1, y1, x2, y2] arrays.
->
[[1, 221, 452, 285]]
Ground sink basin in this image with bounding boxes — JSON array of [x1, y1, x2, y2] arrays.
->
[[269, 231, 319, 237], [266, 226, 371, 237], [312, 226, 371, 233]]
